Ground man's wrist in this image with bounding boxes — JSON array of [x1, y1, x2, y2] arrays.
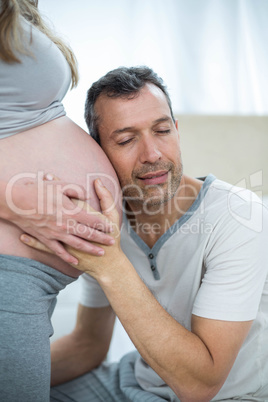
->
[[96, 252, 131, 289]]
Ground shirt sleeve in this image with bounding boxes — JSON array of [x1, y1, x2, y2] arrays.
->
[[79, 273, 110, 308], [193, 199, 268, 321]]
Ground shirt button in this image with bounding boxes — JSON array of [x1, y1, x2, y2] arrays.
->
[[151, 265, 156, 271], [149, 253, 154, 259]]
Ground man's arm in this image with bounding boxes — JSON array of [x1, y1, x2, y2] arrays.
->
[[51, 304, 115, 386], [22, 180, 261, 401], [96, 257, 252, 401], [51, 258, 251, 400]]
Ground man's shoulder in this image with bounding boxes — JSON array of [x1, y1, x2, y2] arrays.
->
[[204, 176, 268, 235], [204, 176, 264, 211]]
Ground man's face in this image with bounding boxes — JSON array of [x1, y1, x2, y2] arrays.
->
[[95, 84, 183, 212]]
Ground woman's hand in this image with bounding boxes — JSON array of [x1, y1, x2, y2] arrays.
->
[[20, 179, 123, 276], [2, 174, 116, 265]]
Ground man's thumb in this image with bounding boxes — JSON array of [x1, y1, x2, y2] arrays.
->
[[94, 179, 118, 222]]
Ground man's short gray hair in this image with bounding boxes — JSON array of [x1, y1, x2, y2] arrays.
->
[[84, 66, 175, 146]]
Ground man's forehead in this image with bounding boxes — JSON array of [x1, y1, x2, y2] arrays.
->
[[95, 83, 169, 122]]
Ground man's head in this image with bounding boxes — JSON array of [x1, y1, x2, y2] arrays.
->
[[85, 66, 176, 146], [85, 66, 183, 213]]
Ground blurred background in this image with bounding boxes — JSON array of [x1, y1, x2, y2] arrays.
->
[[39, 0, 268, 360], [39, 0, 268, 122]]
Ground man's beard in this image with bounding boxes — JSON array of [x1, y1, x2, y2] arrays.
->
[[121, 160, 183, 214]]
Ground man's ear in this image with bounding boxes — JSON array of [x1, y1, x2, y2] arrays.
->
[[175, 119, 179, 133]]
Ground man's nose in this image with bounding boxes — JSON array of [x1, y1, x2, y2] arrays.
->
[[139, 136, 162, 164]]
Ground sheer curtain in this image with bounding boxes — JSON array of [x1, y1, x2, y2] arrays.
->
[[39, 0, 268, 127]]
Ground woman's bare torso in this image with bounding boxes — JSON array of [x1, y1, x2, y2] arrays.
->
[[0, 116, 120, 277]]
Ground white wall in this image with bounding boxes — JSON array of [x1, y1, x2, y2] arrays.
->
[[38, 0, 268, 130]]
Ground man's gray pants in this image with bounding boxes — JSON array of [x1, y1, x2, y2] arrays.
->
[[50, 351, 168, 402]]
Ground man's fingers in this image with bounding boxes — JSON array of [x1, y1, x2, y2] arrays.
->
[[44, 240, 78, 264], [94, 179, 120, 238], [63, 235, 106, 256], [94, 179, 119, 222], [20, 235, 79, 265], [66, 224, 115, 245], [20, 234, 54, 253], [72, 198, 114, 233]]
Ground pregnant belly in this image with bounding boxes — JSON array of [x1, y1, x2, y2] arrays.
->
[[0, 116, 121, 277]]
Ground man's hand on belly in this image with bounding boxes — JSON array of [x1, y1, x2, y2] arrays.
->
[[4, 174, 116, 265]]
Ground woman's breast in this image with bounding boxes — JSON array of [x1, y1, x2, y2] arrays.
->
[[0, 116, 121, 277]]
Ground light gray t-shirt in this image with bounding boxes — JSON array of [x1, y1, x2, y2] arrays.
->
[[80, 175, 268, 400], [0, 18, 71, 138]]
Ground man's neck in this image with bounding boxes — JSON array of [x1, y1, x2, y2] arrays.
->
[[126, 175, 204, 248]]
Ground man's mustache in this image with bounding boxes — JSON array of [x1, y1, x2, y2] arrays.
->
[[132, 162, 173, 178]]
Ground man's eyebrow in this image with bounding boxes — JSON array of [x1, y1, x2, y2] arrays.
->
[[112, 127, 135, 137], [152, 116, 173, 124], [111, 116, 173, 137]]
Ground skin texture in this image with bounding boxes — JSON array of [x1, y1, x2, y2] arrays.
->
[[0, 116, 120, 274], [22, 85, 253, 401], [50, 303, 115, 386], [96, 84, 183, 209]]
